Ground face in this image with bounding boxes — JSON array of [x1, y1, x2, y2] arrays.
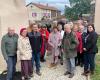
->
[[77, 20, 83, 26], [53, 28, 58, 33], [42, 27, 46, 30], [8, 27, 15, 36], [64, 24, 71, 33], [88, 25, 94, 32], [84, 21, 88, 26], [21, 30, 27, 37], [73, 25, 78, 32], [78, 25, 84, 32], [58, 24, 62, 31], [32, 24, 39, 32]]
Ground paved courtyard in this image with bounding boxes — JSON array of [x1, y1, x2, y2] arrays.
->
[[30, 55, 88, 80], [0, 54, 90, 80]]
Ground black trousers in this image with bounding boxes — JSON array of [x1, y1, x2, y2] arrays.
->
[[84, 53, 96, 71], [75, 52, 84, 65]]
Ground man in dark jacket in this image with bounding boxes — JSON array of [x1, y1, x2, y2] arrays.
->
[[1, 27, 18, 80], [28, 24, 42, 76]]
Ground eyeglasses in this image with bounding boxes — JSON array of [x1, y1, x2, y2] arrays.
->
[[88, 27, 92, 28]]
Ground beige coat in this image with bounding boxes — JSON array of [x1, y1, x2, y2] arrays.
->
[[18, 36, 32, 60]]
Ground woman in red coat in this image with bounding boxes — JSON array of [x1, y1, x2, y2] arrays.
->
[[40, 24, 49, 62], [72, 23, 83, 67]]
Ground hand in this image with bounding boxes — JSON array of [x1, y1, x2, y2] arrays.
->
[[83, 48, 86, 51], [80, 50, 82, 53], [61, 49, 64, 52], [42, 34, 46, 37]]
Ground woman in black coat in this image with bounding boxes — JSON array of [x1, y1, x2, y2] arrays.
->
[[82, 24, 98, 76]]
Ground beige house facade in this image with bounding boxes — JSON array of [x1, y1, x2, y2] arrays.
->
[[26, 3, 61, 21]]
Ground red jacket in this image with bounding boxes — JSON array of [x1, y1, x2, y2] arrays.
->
[[40, 29, 49, 56], [75, 32, 83, 53]]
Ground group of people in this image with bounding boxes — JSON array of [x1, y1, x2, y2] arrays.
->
[[1, 20, 98, 80]]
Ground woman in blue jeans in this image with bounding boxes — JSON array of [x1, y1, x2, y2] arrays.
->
[[82, 24, 98, 76]]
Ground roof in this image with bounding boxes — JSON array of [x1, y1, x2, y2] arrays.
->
[[26, 2, 60, 11]]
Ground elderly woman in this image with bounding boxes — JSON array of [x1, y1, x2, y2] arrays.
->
[[62, 24, 79, 78], [18, 28, 33, 80], [48, 26, 62, 68], [72, 23, 83, 67], [82, 24, 98, 76]]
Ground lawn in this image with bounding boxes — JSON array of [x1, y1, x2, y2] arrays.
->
[[91, 36, 100, 80]]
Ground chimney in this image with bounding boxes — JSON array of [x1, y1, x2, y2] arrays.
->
[[46, 3, 48, 6]]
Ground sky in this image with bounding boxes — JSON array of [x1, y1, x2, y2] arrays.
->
[[25, 0, 70, 14]]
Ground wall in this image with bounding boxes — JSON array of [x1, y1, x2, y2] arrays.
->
[[0, 0, 28, 71], [94, 0, 100, 34]]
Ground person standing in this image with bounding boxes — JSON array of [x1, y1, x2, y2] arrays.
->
[[48, 26, 62, 68], [72, 23, 83, 67], [62, 24, 79, 78], [40, 24, 49, 62], [28, 24, 42, 76], [82, 24, 98, 76], [58, 24, 64, 65], [1, 27, 18, 80], [18, 28, 33, 80]]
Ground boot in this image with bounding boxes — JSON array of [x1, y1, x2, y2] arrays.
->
[[82, 70, 90, 76], [36, 71, 41, 76], [64, 71, 70, 75], [90, 70, 94, 75], [69, 73, 74, 78]]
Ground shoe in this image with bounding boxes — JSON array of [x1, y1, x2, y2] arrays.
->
[[41, 58, 46, 62], [64, 71, 70, 75], [69, 73, 74, 78], [80, 63, 83, 67], [82, 71, 90, 76], [36, 71, 41, 76], [29, 74, 34, 77], [21, 77, 25, 80], [60, 61, 63, 65], [49, 63, 55, 68], [90, 71, 94, 75]]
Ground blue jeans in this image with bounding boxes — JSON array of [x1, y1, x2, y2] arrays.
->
[[84, 53, 96, 71], [6, 55, 17, 80], [32, 52, 40, 72], [66, 58, 75, 74]]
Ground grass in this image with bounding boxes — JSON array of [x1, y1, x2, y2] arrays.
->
[[91, 36, 100, 80]]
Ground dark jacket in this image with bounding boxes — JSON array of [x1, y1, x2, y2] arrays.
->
[[62, 32, 79, 58], [84, 31, 98, 53], [82, 32, 87, 50], [1, 33, 18, 60], [28, 32, 42, 53]]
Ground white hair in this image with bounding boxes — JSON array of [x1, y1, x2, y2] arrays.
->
[[64, 24, 71, 29]]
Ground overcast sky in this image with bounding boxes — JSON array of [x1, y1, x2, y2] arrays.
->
[[25, 0, 70, 14]]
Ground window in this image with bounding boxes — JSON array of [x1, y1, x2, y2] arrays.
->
[[43, 13, 50, 16], [32, 13, 37, 17]]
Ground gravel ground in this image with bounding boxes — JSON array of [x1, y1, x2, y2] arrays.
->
[[0, 54, 90, 80], [31, 55, 88, 80]]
